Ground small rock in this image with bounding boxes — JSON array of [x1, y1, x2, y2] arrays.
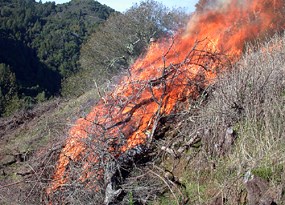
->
[[226, 127, 234, 135], [164, 171, 174, 181], [1, 169, 6, 176], [209, 195, 224, 205], [244, 173, 277, 205], [16, 166, 32, 176], [0, 155, 16, 167]]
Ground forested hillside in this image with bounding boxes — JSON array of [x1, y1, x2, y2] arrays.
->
[[0, 0, 114, 117], [4, 0, 285, 204]]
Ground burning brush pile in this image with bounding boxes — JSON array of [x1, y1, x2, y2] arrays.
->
[[46, 0, 285, 204]]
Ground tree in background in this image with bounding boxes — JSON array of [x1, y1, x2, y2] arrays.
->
[[0, 64, 20, 116], [62, 0, 189, 97], [0, 0, 114, 116]]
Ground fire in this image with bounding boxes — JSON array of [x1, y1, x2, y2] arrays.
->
[[47, 0, 285, 197]]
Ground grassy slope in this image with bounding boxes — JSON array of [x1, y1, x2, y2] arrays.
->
[[151, 34, 285, 205], [0, 89, 101, 204], [1, 34, 285, 204]]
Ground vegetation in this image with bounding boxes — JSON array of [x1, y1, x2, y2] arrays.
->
[[1, 0, 285, 204], [0, 0, 114, 116], [62, 0, 189, 97], [0, 63, 20, 115], [30, 35, 285, 204], [0, 0, 188, 115], [150, 35, 285, 204]]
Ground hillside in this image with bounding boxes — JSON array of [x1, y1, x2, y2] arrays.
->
[[2, 36, 285, 204], [1, 0, 285, 205], [0, 0, 114, 117]]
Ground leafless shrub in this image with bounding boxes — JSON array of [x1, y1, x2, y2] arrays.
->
[[201, 34, 285, 155], [167, 34, 285, 204], [174, 34, 285, 154], [13, 34, 285, 205], [43, 37, 230, 205]]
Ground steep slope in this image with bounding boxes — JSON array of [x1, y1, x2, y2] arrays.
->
[[0, 90, 100, 204], [151, 34, 285, 205], [47, 0, 285, 204], [1, 0, 285, 204], [2, 34, 285, 205]]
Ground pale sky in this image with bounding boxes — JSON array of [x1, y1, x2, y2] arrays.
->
[[37, 0, 199, 13]]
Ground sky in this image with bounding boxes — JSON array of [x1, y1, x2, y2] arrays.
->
[[38, 0, 199, 13]]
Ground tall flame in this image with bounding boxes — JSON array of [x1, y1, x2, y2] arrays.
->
[[47, 0, 285, 196]]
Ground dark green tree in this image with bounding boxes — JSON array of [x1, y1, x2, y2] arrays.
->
[[0, 0, 115, 116], [0, 63, 20, 116]]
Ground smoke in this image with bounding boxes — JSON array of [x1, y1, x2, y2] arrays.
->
[[198, 0, 248, 12]]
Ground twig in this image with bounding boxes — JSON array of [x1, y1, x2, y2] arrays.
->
[[148, 169, 180, 205], [0, 180, 26, 189]]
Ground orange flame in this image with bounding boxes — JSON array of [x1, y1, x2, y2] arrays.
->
[[47, 0, 285, 195]]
